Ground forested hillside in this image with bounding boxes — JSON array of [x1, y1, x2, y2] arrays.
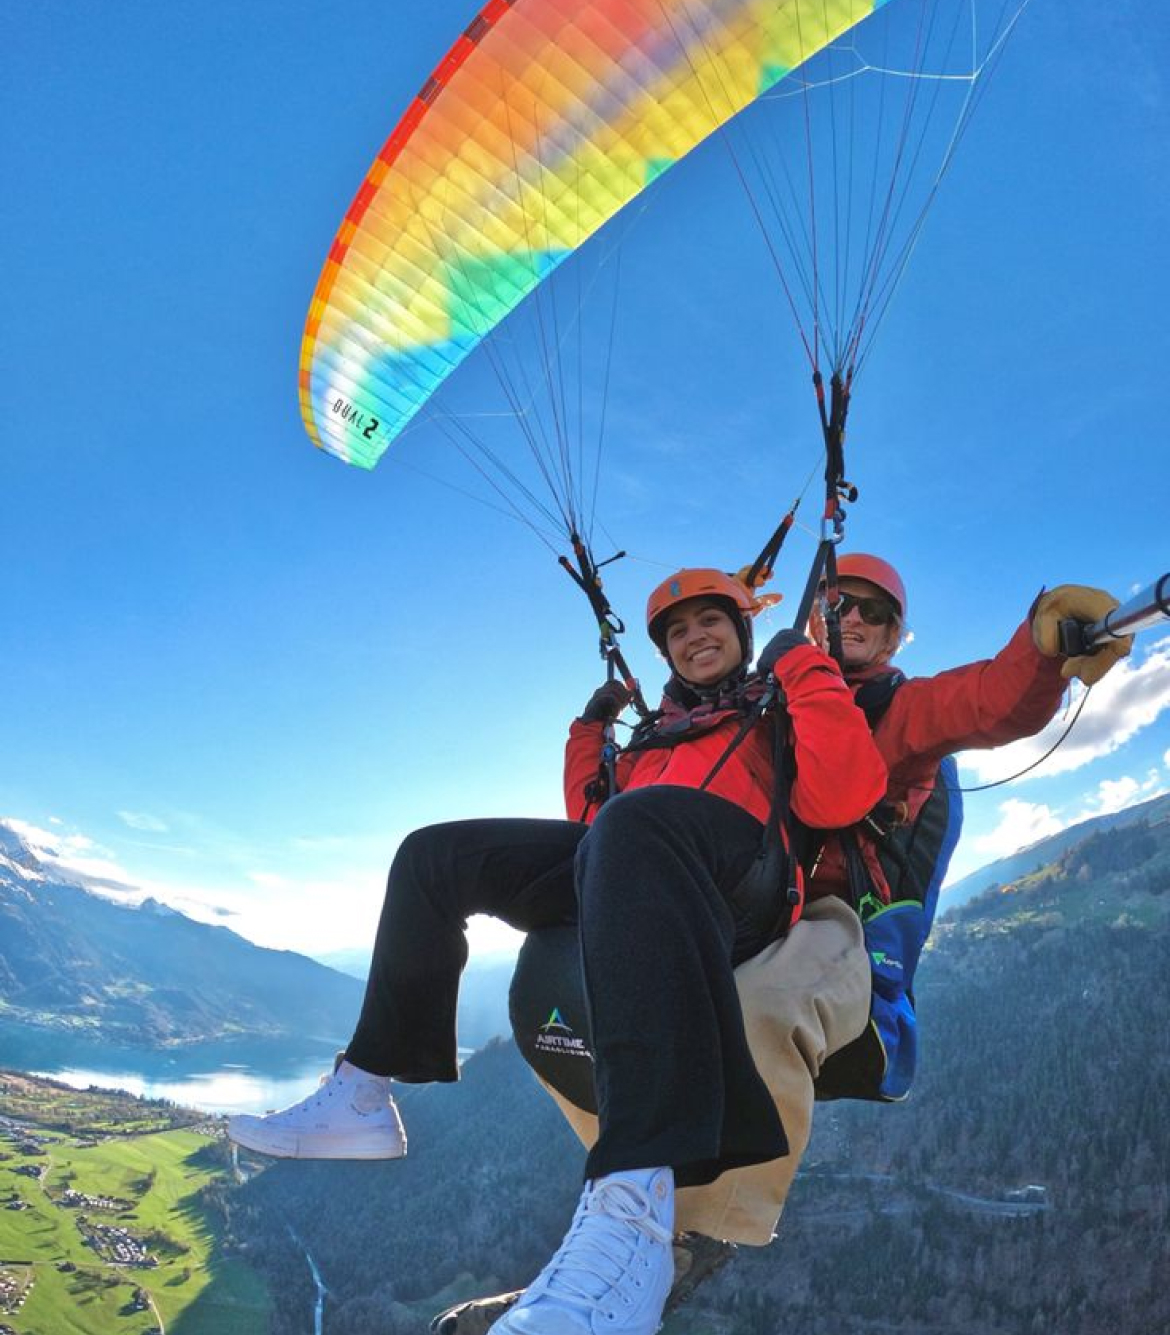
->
[[941, 791, 1170, 910], [220, 813, 1170, 1334], [713, 812, 1170, 1335]]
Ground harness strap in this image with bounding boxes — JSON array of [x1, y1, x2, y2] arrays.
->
[[838, 826, 888, 921], [765, 700, 804, 917], [741, 500, 800, 593], [696, 687, 775, 795], [862, 810, 918, 899], [694, 675, 803, 932]]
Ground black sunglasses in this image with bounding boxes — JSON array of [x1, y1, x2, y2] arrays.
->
[[834, 592, 898, 626]]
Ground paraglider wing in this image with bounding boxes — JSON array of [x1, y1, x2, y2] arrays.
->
[[300, 0, 879, 469]]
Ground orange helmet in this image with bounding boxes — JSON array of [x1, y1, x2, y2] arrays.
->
[[836, 553, 907, 620], [646, 568, 758, 651]]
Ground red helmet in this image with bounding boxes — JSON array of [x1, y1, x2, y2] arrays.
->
[[836, 553, 907, 620], [646, 568, 758, 650]]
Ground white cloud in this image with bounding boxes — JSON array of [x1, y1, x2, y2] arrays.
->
[[1072, 768, 1167, 823], [954, 765, 1168, 883], [247, 871, 288, 889], [467, 915, 524, 956], [3, 817, 104, 870], [971, 799, 1064, 861], [190, 873, 385, 956], [958, 636, 1170, 784], [1, 817, 126, 883], [3, 817, 66, 858], [3, 811, 389, 957], [1089, 775, 1139, 812], [117, 810, 169, 833]]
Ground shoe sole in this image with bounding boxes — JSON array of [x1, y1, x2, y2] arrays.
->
[[430, 1289, 524, 1335], [228, 1121, 405, 1161], [429, 1232, 736, 1335], [665, 1232, 736, 1308]]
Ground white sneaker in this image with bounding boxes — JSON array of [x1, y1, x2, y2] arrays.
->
[[227, 1060, 406, 1160], [489, 1167, 675, 1335]]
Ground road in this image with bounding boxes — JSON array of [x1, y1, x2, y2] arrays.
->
[[801, 1170, 1050, 1221]]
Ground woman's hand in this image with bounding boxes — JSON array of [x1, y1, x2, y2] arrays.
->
[[580, 680, 632, 723]]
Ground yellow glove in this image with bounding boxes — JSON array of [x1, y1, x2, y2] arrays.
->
[[1032, 584, 1133, 686]]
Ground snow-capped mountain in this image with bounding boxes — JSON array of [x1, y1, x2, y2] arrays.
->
[[0, 820, 361, 1049]]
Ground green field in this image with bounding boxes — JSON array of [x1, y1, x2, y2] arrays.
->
[[0, 1073, 270, 1335]]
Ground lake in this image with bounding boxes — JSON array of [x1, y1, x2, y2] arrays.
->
[[28, 1060, 335, 1116], [3, 1024, 482, 1115], [0, 966, 511, 1116], [1, 1023, 345, 1115]]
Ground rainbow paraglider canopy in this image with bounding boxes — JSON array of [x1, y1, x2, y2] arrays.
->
[[299, 0, 879, 469]]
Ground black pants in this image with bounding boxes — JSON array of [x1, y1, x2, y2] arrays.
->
[[346, 786, 788, 1187]]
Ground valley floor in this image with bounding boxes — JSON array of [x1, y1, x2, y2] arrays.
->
[[0, 1072, 269, 1335]]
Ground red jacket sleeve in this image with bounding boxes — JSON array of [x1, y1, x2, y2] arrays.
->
[[773, 644, 888, 829], [876, 620, 1067, 781]]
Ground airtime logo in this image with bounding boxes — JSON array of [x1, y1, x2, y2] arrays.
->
[[535, 1007, 592, 1060]]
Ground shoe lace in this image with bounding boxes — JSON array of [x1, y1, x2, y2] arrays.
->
[[295, 1073, 386, 1117], [539, 1180, 672, 1312]]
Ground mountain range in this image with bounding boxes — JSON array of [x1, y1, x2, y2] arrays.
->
[[4, 792, 1167, 1059], [0, 822, 516, 1058], [0, 823, 361, 1050]]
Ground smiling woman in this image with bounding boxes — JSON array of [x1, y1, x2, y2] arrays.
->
[[226, 552, 888, 1335], [2, 6, 1168, 1329], [3, 0, 1163, 966], [646, 567, 759, 689], [663, 601, 744, 687]]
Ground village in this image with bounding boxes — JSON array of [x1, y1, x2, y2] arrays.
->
[[0, 1266, 32, 1322], [77, 1219, 158, 1269], [60, 1187, 135, 1214], [0, 1104, 171, 1331]]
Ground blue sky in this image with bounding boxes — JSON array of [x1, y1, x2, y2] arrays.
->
[[3, 0, 1167, 959]]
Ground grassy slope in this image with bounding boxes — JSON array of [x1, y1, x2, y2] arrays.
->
[[0, 1079, 268, 1335]]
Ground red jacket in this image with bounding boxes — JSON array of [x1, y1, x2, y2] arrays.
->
[[564, 643, 887, 832], [810, 619, 1068, 902]]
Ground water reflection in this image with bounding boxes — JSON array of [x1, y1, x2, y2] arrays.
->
[[1, 1022, 344, 1115], [28, 1061, 333, 1116], [14, 1034, 478, 1116]]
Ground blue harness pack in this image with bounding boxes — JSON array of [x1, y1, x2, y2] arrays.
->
[[814, 674, 964, 1102]]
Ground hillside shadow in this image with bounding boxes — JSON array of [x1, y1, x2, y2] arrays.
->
[[166, 1240, 270, 1335], [162, 1151, 270, 1335]]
